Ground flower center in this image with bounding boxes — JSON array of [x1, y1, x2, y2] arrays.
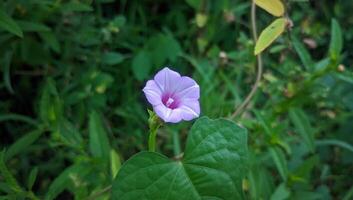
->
[[162, 94, 180, 109], [165, 97, 174, 107]]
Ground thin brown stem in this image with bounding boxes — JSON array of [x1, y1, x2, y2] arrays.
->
[[231, 1, 263, 119]]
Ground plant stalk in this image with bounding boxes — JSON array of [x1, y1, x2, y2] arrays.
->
[[231, 1, 263, 118]]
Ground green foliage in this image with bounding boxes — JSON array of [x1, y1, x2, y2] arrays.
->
[[112, 117, 248, 199], [254, 0, 284, 17], [1, 0, 352, 199], [255, 18, 287, 55], [0, 10, 23, 37], [89, 111, 111, 163]]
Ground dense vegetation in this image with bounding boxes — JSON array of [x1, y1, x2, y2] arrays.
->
[[1, 0, 353, 199]]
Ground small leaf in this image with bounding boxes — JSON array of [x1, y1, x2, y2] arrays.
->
[[0, 10, 23, 37], [112, 117, 248, 199], [0, 113, 38, 127], [56, 120, 83, 148], [270, 183, 290, 200], [0, 152, 22, 194], [110, 149, 121, 179], [293, 156, 319, 180], [3, 51, 14, 94], [39, 32, 61, 53], [101, 52, 125, 65], [254, 0, 285, 17], [17, 21, 51, 32], [186, 0, 202, 9], [89, 111, 111, 162], [292, 35, 314, 71], [269, 147, 288, 181], [45, 164, 90, 200], [289, 108, 315, 152], [62, 2, 93, 12], [329, 18, 343, 60], [255, 18, 287, 55], [27, 167, 38, 190], [5, 130, 43, 161], [132, 50, 152, 81]]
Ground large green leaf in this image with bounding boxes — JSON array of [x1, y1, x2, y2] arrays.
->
[[255, 18, 287, 55], [112, 117, 248, 200], [0, 10, 23, 37]]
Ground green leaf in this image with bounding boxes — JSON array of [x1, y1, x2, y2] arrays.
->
[[17, 21, 51, 32], [89, 111, 110, 161], [110, 149, 121, 179], [254, 0, 285, 17], [101, 52, 125, 65], [162, 34, 182, 62], [289, 108, 315, 152], [27, 167, 38, 190], [112, 117, 248, 200], [3, 51, 14, 94], [316, 139, 353, 153], [132, 50, 152, 81], [55, 120, 83, 148], [269, 147, 288, 181], [0, 113, 38, 126], [292, 35, 314, 71], [255, 18, 287, 55], [329, 18, 343, 60], [5, 130, 43, 161], [62, 2, 93, 12], [39, 79, 62, 126], [0, 152, 22, 194], [270, 183, 290, 200], [185, 0, 202, 9], [0, 10, 23, 37], [293, 156, 319, 180], [39, 32, 61, 53], [45, 164, 90, 200]]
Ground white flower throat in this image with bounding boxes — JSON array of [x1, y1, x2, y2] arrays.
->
[[165, 97, 175, 107]]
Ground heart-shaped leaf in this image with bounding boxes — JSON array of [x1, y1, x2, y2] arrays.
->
[[255, 18, 287, 55], [112, 117, 248, 199], [254, 0, 285, 17]]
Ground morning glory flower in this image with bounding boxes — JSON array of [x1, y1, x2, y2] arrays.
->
[[143, 67, 200, 123]]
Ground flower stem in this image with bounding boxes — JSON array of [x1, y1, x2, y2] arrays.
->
[[148, 127, 158, 152], [231, 1, 263, 119], [147, 110, 162, 152]]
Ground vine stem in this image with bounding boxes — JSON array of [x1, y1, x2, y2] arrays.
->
[[231, 1, 263, 119]]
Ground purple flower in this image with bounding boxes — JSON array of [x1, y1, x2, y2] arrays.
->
[[143, 67, 200, 123]]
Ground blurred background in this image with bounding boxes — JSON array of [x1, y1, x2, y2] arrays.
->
[[0, 0, 353, 199]]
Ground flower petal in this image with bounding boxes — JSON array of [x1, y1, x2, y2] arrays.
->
[[153, 104, 183, 123], [153, 67, 181, 93], [179, 100, 200, 121], [174, 76, 200, 99], [142, 80, 162, 106]]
